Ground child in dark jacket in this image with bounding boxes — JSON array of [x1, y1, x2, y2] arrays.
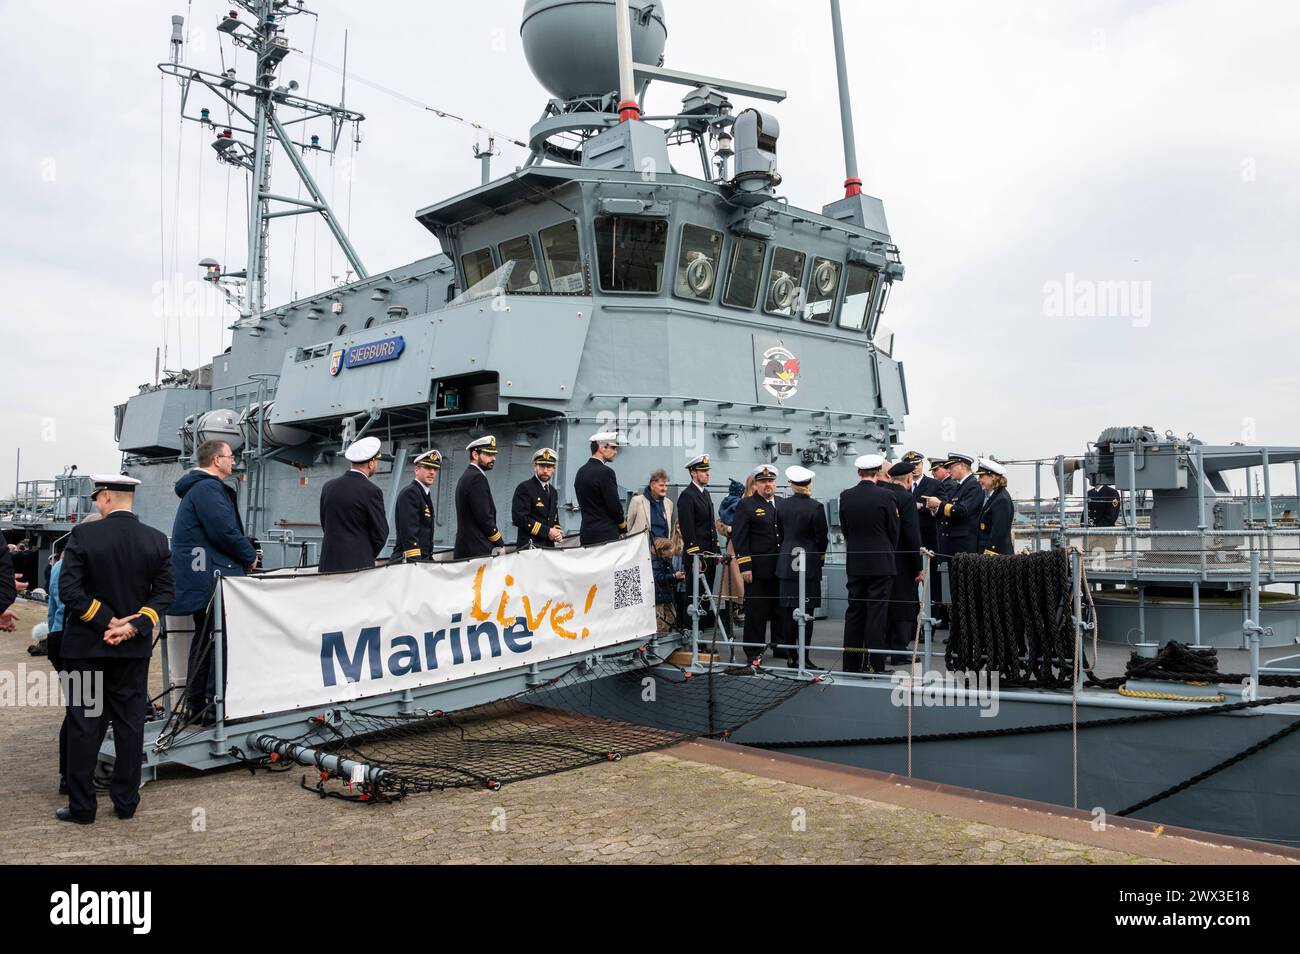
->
[[651, 537, 683, 633]]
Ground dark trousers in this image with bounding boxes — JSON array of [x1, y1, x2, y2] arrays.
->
[[844, 575, 892, 673], [184, 607, 216, 713], [741, 575, 781, 657], [779, 609, 815, 660], [47, 632, 68, 779], [63, 656, 150, 821], [933, 555, 951, 625]]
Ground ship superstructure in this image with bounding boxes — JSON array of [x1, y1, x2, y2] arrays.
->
[[101, 0, 907, 589]]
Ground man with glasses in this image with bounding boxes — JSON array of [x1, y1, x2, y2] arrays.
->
[[170, 439, 257, 722], [512, 447, 564, 549], [393, 449, 441, 562], [731, 463, 784, 661]]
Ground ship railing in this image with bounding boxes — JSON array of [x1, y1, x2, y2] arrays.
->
[[6, 479, 61, 526], [684, 546, 941, 678], [685, 544, 1300, 687]]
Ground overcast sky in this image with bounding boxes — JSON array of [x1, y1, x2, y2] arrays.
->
[[3, 0, 1298, 496]]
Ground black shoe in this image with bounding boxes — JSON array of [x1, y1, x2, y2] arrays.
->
[[58, 777, 67, 795], [55, 807, 93, 825], [113, 807, 135, 820]]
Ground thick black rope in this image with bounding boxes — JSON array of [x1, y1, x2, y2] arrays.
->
[[1117, 716, 1300, 817]]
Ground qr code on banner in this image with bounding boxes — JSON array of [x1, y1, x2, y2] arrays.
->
[[613, 566, 643, 609]]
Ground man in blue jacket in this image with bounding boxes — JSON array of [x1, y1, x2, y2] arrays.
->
[[171, 439, 257, 721]]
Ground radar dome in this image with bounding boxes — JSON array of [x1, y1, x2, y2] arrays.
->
[[521, 0, 667, 102]]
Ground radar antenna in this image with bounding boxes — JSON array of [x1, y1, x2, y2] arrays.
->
[[160, 0, 368, 333]]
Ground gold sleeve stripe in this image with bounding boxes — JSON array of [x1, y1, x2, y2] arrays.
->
[[403, 548, 422, 558], [80, 599, 101, 622], [736, 555, 752, 565], [488, 531, 502, 542], [943, 503, 954, 517], [137, 606, 160, 627], [617, 521, 627, 529], [686, 546, 700, 554], [530, 521, 541, 535]]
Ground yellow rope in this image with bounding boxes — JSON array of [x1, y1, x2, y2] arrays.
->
[[1118, 686, 1225, 703]]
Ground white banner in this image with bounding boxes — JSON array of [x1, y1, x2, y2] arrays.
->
[[220, 534, 656, 719]]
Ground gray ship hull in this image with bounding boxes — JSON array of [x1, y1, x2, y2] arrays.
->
[[731, 679, 1300, 846]]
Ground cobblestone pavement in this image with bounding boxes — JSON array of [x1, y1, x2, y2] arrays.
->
[[0, 600, 1256, 864]]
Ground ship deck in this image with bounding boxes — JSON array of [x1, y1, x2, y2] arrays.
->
[[700, 616, 1300, 693], [2, 599, 1295, 865]]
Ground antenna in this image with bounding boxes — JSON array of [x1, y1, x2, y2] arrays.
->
[[828, 0, 861, 198], [169, 15, 185, 64], [159, 0, 368, 331], [472, 136, 497, 185]]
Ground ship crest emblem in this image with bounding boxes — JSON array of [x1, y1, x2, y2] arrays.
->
[[328, 349, 344, 376], [760, 345, 800, 401]]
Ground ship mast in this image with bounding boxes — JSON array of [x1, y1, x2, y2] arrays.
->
[[161, 0, 368, 331]]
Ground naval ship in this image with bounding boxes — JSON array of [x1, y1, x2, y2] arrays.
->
[[6, 0, 1298, 847]]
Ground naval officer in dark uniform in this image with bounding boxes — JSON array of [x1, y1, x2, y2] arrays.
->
[[732, 463, 784, 660], [908, 452, 943, 553], [1085, 483, 1121, 527], [775, 465, 828, 668], [319, 436, 390, 572], [886, 458, 924, 664], [454, 436, 503, 558], [925, 452, 984, 557], [840, 454, 900, 673], [512, 447, 564, 549], [976, 458, 1016, 555], [574, 431, 626, 545], [56, 475, 174, 824], [923, 451, 984, 627], [393, 449, 440, 562], [677, 453, 717, 561]]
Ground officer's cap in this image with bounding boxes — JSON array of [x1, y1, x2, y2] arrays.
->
[[533, 447, 558, 465], [854, 453, 885, 471], [413, 449, 442, 469], [345, 436, 386, 463], [901, 450, 924, 464], [589, 430, 621, 446], [930, 457, 952, 471], [751, 464, 778, 481], [947, 452, 976, 467], [89, 474, 141, 499], [977, 457, 1006, 477], [466, 435, 498, 454], [685, 453, 711, 471], [888, 460, 915, 478], [786, 465, 815, 485]]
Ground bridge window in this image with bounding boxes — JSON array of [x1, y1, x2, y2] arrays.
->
[[803, 257, 841, 323], [765, 247, 806, 317], [461, 248, 495, 288], [595, 216, 668, 292], [723, 236, 767, 309], [673, 224, 722, 302], [839, 263, 878, 331], [539, 220, 586, 293], [497, 235, 543, 292]]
